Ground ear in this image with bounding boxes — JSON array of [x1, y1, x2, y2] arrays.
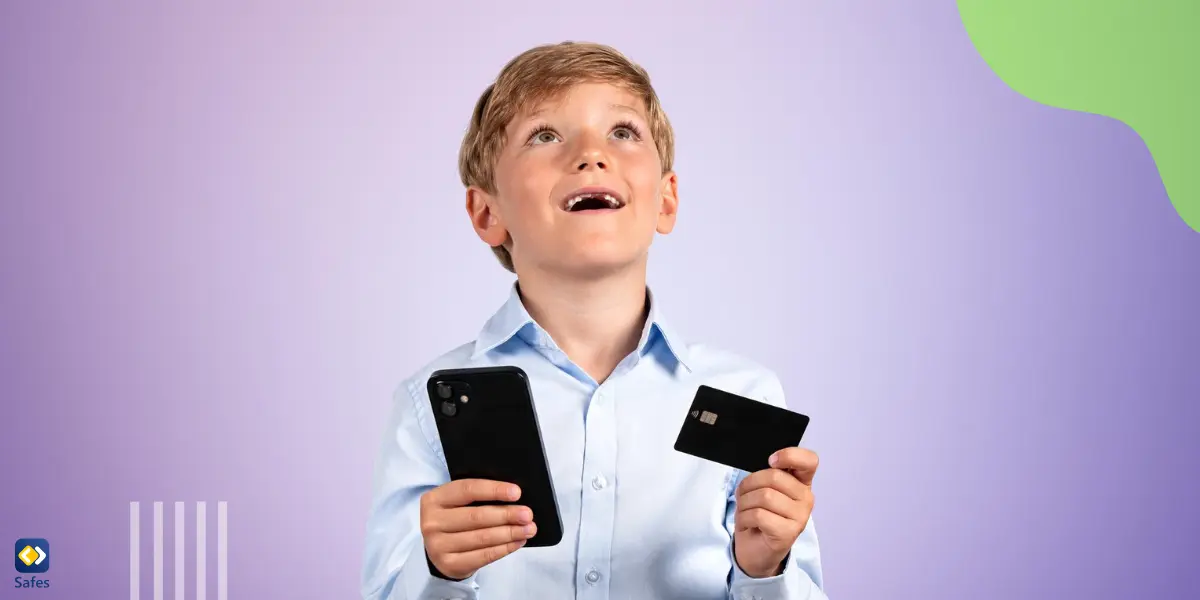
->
[[466, 187, 510, 248], [655, 170, 679, 235]]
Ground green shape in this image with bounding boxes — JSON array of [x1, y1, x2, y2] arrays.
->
[[958, 0, 1199, 233]]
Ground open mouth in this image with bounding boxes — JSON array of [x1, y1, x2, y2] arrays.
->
[[562, 188, 626, 213]]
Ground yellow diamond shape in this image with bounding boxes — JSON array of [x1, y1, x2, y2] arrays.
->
[[17, 545, 36, 566]]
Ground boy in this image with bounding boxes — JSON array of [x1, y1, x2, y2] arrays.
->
[[361, 42, 826, 600]]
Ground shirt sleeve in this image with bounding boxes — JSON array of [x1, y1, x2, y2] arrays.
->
[[361, 379, 481, 600], [724, 372, 829, 600]]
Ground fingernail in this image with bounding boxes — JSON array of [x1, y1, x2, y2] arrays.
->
[[768, 453, 779, 467], [508, 486, 521, 500], [524, 524, 537, 537], [519, 508, 533, 523]]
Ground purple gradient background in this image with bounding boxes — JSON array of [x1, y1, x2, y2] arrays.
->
[[2, 2, 1198, 599]]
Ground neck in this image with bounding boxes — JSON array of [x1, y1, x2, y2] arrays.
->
[[516, 263, 650, 383]]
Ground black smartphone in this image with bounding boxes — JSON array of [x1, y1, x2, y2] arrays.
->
[[673, 384, 811, 473], [426, 366, 564, 547]]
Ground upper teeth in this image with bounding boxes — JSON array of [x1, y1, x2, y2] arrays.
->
[[566, 193, 621, 210]]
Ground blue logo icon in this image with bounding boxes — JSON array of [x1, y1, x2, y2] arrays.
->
[[14, 539, 49, 574]]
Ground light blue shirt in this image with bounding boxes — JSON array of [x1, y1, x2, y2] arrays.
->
[[361, 285, 827, 600]]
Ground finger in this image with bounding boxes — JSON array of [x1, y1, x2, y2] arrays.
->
[[734, 506, 794, 536], [430, 504, 533, 534], [768, 447, 818, 485], [440, 539, 527, 574], [735, 487, 806, 523], [429, 479, 521, 508], [434, 522, 538, 554], [736, 468, 808, 502]]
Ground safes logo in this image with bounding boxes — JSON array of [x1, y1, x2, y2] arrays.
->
[[13, 538, 51, 590], [14, 539, 49, 573]]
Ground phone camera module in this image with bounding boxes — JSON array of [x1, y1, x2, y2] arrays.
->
[[441, 400, 457, 417], [436, 382, 453, 399]]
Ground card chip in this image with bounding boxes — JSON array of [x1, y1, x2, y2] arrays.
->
[[700, 411, 718, 425]]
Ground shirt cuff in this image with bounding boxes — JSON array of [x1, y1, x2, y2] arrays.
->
[[729, 553, 815, 600], [416, 577, 478, 600], [420, 550, 479, 599]]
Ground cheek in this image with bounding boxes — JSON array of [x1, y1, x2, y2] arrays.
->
[[496, 165, 553, 223], [630, 173, 664, 210], [620, 149, 664, 198]]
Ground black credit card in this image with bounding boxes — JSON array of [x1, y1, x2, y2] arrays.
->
[[673, 384, 811, 473]]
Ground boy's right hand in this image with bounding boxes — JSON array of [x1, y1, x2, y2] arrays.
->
[[420, 479, 537, 580]]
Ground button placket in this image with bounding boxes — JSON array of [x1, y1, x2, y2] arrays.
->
[[576, 385, 616, 597]]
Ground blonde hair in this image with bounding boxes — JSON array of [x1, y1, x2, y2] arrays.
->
[[457, 41, 676, 272]]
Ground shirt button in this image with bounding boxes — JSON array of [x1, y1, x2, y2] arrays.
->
[[591, 475, 607, 490], [585, 569, 601, 584]]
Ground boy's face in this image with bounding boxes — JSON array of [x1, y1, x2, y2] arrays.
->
[[468, 82, 678, 277]]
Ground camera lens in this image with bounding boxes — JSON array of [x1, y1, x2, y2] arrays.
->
[[436, 382, 453, 399], [441, 401, 457, 417]]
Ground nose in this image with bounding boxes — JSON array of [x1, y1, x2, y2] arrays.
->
[[574, 134, 610, 172], [576, 158, 607, 171]]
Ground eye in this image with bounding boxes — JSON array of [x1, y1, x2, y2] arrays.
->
[[528, 126, 560, 145], [610, 120, 643, 141]]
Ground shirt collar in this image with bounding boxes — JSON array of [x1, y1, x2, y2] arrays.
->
[[470, 283, 692, 371]]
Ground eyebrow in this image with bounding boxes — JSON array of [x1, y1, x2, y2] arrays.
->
[[522, 103, 644, 119]]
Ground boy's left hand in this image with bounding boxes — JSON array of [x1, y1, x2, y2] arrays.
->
[[732, 447, 818, 578]]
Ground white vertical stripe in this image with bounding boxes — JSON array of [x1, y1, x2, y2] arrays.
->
[[153, 502, 163, 600], [197, 502, 206, 600], [217, 501, 228, 600], [130, 502, 140, 600], [174, 502, 185, 600]]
